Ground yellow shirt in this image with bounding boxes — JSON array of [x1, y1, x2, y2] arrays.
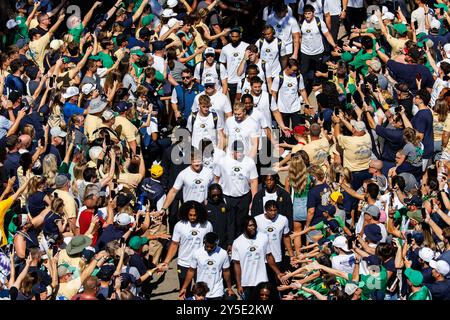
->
[[433, 112, 448, 142], [58, 249, 84, 277], [84, 114, 103, 142], [118, 172, 144, 189], [57, 277, 82, 300], [113, 116, 141, 145], [53, 190, 78, 219], [0, 197, 14, 246], [337, 134, 372, 172], [302, 138, 331, 166], [29, 33, 51, 72]]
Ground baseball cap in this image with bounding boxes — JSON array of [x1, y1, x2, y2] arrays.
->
[[167, 0, 178, 8], [152, 41, 166, 52], [407, 209, 424, 222], [367, 59, 382, 72], [16, 0, 26, 10], [161, 8, 177, 18], [150, 163, 164, 178], [115, 101, 133, 113], [382, 12, 395, 20], [230, 26, 242, 34], [393, 23, 408, 35], [419, 247, 435, 263], [291, 125, 307, 135], [318, 204, 336, 216], [362, 205, 380, 219], [84, 185, 101, 199], [57, 263, 76, 277], [81, 83, 96, 95], [97, 264, 115, 281], [6, 19, 19, 29], [429, 260, 450, 276], [350, 120, 366, 132], [114, 213, 136, 226], [341, 51, 353, 62], [89, 97, 108, 114], [344, 282, 359, 295], [130, 49, 144, 57], [101, 109, 115, 121], [50, 39, 64, 51], [204, 47, 215, 56], [168, 18, 182, 28], [32, 283, 48, 295], [15, 38, 29, 49], [89, 146, 103, 162], [404, 268, 423, 286], [50, 126, 67, 138], [204, 75, 215, 85], [364, 224, 382, 243], [332, 236, 349, 251], [55, 174, 70, 188], [430, 19, 441, 31], [232, 140, 245, 152], [404, 195, 423, 207], [444, 43, 450, 59], [330, 191, 343, 203], [435, 3, 449, 11], [62, 86, 80, 99], [142, 14, 155, 27], [129, 236, 149, 250], [363, 255, 383, 266]]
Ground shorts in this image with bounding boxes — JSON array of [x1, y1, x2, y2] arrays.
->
[[293, 196, 307, 222]]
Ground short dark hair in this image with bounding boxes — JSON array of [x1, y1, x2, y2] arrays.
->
[[241, 94, 253, 103], [416, 88, 431, 106], [367, 183, 380, 200], [9, 59, 23, 74], [303, 4, 315, 13], [264, 200, 278, 211], [192, 282, 209, 296], [181, 68, 192, 75], [204, 232, 219, 245], [83, 167, 98, 182], [250, 76, 263, 85]]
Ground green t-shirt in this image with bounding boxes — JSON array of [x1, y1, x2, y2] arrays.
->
[[14, 15, 28, 42], [348, 266, 388, 300], [408, 286, 432, 300], [93, 52, 114, 69], [69, 23, 84, 43], [349, 39, 383, 76]]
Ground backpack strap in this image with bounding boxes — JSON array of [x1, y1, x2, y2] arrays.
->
[[199, 61, 205, 81], [212, 111, 218, 129], [190, 111, 198, 131], [215, 62, 221, 80], [257, 38, 264, 53]]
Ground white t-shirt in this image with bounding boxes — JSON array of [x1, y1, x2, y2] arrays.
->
[[187, 111, 224, 148], [224, 116, 261, 156], [172, 220, 214, 267], [151, 54, 166, 75], [214, 154, 258, 197], [146, 116, 159, 136], [255, 213, 290, 262], [271, 71, 305, 113], [430, 78, 450, 107], [262, 191, 278, 208], [203, 148, 226, 171], [191, 91, 232, 124], [173, 166, 214, 203], [263, 5, 293, 21], [267, 14, 300, 55], [194, 62, 228, 90], [256, 38, 285, 76], [331, 253, 356, 274], [298, 0, 324, 17], [231, 232, 271, 287], [411, 7, 428, 35], [300, 18, 328, 55], [324, 0, 342, 16], [252, 91, 277, 126], [190, 246, 230, 298], [219, 41, 249, 84]]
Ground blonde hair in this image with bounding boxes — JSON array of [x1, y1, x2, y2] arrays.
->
[[308, 165, 325, 182], [28, 176, 46, 197], [288, 154, 307, 194], [43, 154, 58, 188]]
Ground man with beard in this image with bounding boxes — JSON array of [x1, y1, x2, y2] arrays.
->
[[205, 184, 235, 252], [219, 27, 249, 104]]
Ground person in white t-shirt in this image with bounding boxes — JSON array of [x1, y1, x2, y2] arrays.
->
[[255, 200, 295, 268], [411, 0, 431, 35], [187, 94, 225, 149], [241, 94, 272, 152], [191, 78, 232, 124], [255, 25, 286, 77], [158, 201, 214, 296], [331, 236, 356, 274], [219, 28, 249, 103], [299, 5, 338, 94], [231, 216, 288, 300], [267, 3, 300, 66], [298, 0, 325, 19], [343, 0, 365, 34], [179, 232, 235, 300], [161, 150, 214, 211], [214, 140, 258, 238], [194, 47, 228, 94], [236, 65, 261, 101], [271, 59, 310, 137], [323, 0, 346, 42], [224, 102, 261, 158]]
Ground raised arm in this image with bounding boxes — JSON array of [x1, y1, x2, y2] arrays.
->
[[48, 14, 66, 36], [83, 1, 103, 27], [132, 0, 149, 24]]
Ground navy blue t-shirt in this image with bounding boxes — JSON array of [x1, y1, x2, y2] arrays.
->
[[421, 266, 434, 284], [95, 225, 125, 251], [129, 253, 147, 276], [375, 125, 404, 162], [306, 183, 329, 225], [425, 279, 450, 300], [412, 109, 434, 159], [386, 60, 434, 91]]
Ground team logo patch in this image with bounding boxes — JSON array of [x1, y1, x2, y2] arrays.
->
[[287, 83, 293, 87], [207, 260, 214, 266], [267, 227, 274, 232], [192, 230, 198, 236], [233, 53, 239, 57], [306, 29, 311, 33], [200, 123, 206, 128], [235, 128, 240, 133], [249, 246, 256, 252], [244, 89, 249, 93], [194, 179, 202, 184], [233, 167, 241, 172], [266, 48, 271, 52], [221, 207, 226, 213]]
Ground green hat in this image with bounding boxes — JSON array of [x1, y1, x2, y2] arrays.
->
[[435, 3, 449, 12], [366, 27, 376, 34], [416, 32, 427, 40], [142, 14, 155, 27], [407, 209, 424, 222], [341, 51, 353, 62], [130, 49, 144, 57], [405, 268, 423, 286], [129, 236, 149, 250], [393, 23, 408, 35]]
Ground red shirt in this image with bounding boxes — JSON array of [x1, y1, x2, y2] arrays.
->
[[78, 209, 105, 245]]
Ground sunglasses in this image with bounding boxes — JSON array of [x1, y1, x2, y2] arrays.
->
[[204, 84, 215, 88], [182, 76, 191, 80], [205, 54, 215, 58]]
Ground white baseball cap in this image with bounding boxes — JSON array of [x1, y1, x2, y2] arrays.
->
[[89, 146, 103, 162], [204, 47, 215, 56], [81, 83, 96, 95], [50, 126, 67, 138], [204, 76, 215, 85], [168, 18, 182, 28], [350, 120, 367, 132], [431, 19, 441, 30], [369, 14, 379, 25], [332, 236, 349, 251], [161, 8, 177, 18], [419, 247, 435, 263], [429, 259, 450, 276], [444, 43, 450, 59], [62, 86, 80, 99], [50, 39, 64, 50], [101, 109, 115, 121], [6, 19, 19, 29], [167, 0, 178, 8], [382, 12, 395, 20], [114, 213, 136, 226]]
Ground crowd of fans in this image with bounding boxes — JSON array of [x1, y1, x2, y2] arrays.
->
[[0, 0, 449, 301]]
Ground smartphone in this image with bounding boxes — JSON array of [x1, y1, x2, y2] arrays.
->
[[394, 2, 399, 11], [136, 145, 141, 155], [346, 92, 352, 104], [328, 70, 333, 80], [49, 76, 54, 88], [335, 172, 341, 183], [372, 10, 375, 15], [319, 112, 324, 121], [105, 133, 111, 146], [40, 136, 45, 147], [348, 237, 353, 250], [440, 8, 444, 15], [416, 73, 422, 82], [9, 169, 15, 178], [334, 107, 340, 115], [414, 21, 418, 29]]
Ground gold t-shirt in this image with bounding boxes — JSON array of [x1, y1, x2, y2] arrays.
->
[[113, 116, 141, 145], [337, 134, 372, 172], [53, 190, 78, 219], [84, 114, 103, 142], [302, 138, 331, 166]]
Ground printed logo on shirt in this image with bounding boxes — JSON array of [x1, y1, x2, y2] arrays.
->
[[306, 29, 312, 33], [249, 246, 256, 252], [233, 53, 239, 57], [207, 260, 214, 266], [194, 179, 203, 185], [200, 123, 206, 128], [235, 128, 241, 133], [266, 48, 271, 52], [287, 83, 293, 87], [244, 89, 250, 93], [191, 230, 198, 236], [232, 166, 241, 172]]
